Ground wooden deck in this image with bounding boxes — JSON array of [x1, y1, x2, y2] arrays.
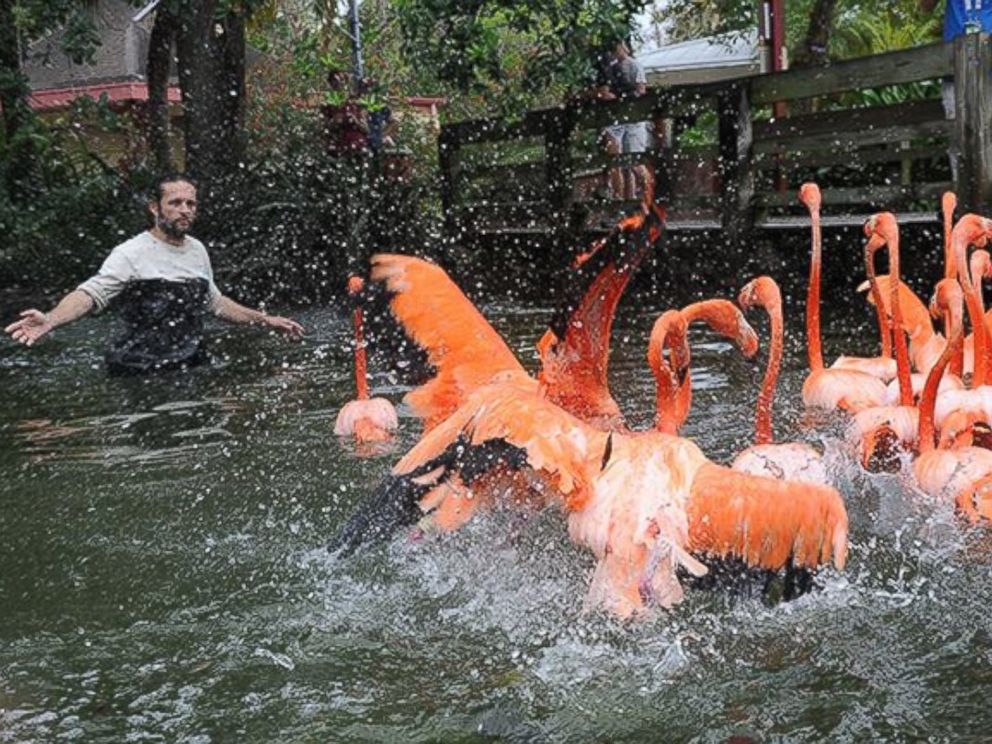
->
[[439, 35, 992, 243]]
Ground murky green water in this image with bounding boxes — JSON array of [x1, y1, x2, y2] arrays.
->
[[2, 298, 992, 742]]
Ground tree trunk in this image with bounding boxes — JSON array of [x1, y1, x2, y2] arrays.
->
[[146, 5, 177, 173], [0, 0, 38, 198], [793, 0, 838, 69], [174, 0, 247, 189], [790, 0, 838, 115]]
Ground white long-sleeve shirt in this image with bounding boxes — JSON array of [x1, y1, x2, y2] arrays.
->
[[77, 231, 222, 312]]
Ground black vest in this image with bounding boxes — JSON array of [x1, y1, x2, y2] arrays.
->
[[105, 279, 211, 375]]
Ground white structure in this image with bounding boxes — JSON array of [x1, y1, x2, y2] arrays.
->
[[636, 30, 760, 86]]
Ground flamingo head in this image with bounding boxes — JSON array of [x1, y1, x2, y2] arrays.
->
[[347, 275, 365, 295], [971, 249, 992, 283], [647, 310, 690, 387], [929, 278, 963, 320], [956, 214, 992, 249], [737, 275, 781, 316], [942, 191, 957, 220], [863, 212, 896, 249], [798, 182, 821, 211]]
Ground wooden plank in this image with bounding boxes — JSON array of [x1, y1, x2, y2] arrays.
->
[[544, 108, 575, 218], [443, 106, 562, 145], [754, 144, 948, 170], [718, 82, 754, 241], [755, 181, 952, 208], [570, 150, 657, 172], [753, 99, 944, 143], [459, 161, 546, 182], [751, 41, 952, 104], [758, 212, 939, 229], [753, 119, 950, 155], [954, 33, 992, 212]]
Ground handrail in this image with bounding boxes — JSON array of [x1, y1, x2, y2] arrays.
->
[[439, 35, 990, 238]]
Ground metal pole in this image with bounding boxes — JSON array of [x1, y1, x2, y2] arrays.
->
[[348, 0, 364, 87]]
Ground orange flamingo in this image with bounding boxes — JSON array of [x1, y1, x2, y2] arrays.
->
[[729, 277, 829, 485], [537, 188, 666, 429], [370, 187, 666, 435], [798, 183, 888, 411], [334, 276, 399, 442], [913, 321, 992, 522], [847, 214, 922, 469], [859, 191, 992, 378], [331, 311, 848, 618]]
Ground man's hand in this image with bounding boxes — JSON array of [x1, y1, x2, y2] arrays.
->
[[4, 309, 53, 347], [263, 314, 304, 340]]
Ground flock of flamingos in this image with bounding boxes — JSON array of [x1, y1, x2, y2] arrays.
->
[[327, 180, 992, 619]]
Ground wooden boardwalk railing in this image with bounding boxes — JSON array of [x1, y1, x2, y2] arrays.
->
[[438, 34, 992, 241]]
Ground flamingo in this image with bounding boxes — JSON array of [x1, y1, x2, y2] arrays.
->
[[863, 199, 991, 379], [848, 213, 923, 470], [333, 276, 399, 442], [798, 183, 888, 411], [537, 187, 666, 429], [913, 322, 992, 522], [330, 309, 849, 618], [729, 277, 830, 485], [369, 186, 666, 435]]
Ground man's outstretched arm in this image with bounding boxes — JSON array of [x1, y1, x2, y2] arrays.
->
[[213, 295, 304, 339], [4, 290, 95, 346]]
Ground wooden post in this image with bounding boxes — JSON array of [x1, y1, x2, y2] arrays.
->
[[717, 82, 755, 243], [544, 107, 575, 225], [438, 127, 459, 240], [953, 32, 992, 214]]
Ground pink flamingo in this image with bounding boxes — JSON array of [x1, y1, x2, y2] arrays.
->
[[798, 183, 887, 411], [730, 276, 830, 485], [848, 213, 924, 469], [913, 321, 992, 522], [333, 276, 400, 442]]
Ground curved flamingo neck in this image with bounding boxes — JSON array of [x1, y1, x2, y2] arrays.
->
[[919, 327, 962, 454], [864, 243, 893, 359], [353, 306, 370, 400], [806, 203, 825, 372], [953, 217, 990, 386], [881, 222, 914, 406], [755, 291, 782, 445], [648, 312, 686, 434]]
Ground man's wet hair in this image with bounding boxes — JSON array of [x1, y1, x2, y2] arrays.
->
[[151, 173, 197, 204]]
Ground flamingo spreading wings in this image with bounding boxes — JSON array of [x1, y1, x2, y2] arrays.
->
[[329, 374, 848, 618], [370, 187, 667, 433], [334, 275, 399, 442], [798, 183, 888, 411], [729, 277, 830, 485]]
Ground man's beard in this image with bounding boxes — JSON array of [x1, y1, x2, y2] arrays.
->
[[157, 215, 191, 240]]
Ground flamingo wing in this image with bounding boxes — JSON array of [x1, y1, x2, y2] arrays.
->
[[862, 275, 931, 337], [370, 253, 527, 430], [538, 203, 666, 428], [328, 380, 606, 555], [687, 461, 848, 571]]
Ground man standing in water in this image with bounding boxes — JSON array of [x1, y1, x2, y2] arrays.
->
[[4, 174, 304, 373]]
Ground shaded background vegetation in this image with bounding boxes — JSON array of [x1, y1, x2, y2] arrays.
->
[[0, 0, 947, 310]]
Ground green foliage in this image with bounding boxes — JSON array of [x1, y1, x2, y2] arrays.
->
[[391, 0, 648, 115], [12, 0, 102, 63], [0, 102, 147, 292]]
